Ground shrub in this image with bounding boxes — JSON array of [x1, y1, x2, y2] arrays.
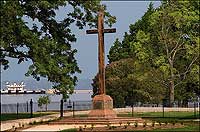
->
[[39, 120, 43, 124], [165, 122, 168, 125], [18, 123, 21, 127], [112, 126, 116, 129], [119, 121, 122, 126], [172, 121, 176, 126], [79, 126, 83, 131], [152, 121, 155, 127], [91, 124, 94, 129], [33, 121, 37, 125], [29, 122, 33, 125], [37, 95, 51, 111], [107, 123, 110, 128], [180, 122, 184, 125], [124, 125, 127, 129], [143, 122, 147, 127], [159, 122, 162, 126], [134, 122, 138, 127]]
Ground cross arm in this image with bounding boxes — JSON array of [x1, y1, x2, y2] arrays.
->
[[86, 28, 116, 34]]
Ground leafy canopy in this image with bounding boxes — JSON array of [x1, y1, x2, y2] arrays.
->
[[37, 95, 51, 111], [0, 0, 116, 99]]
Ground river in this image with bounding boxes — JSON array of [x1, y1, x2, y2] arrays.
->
[[1, 92, 92, 104]]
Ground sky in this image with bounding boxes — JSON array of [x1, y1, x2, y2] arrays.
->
[[1, 1, 161, 82]]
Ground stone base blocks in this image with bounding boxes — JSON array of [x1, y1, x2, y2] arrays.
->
[[88, 94, 117, 118]]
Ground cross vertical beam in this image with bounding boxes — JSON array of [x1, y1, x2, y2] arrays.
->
[[86, 8, 116, 95], [98, 9, 105, 95]]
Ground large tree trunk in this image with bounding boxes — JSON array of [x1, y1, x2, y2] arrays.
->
[[169, 80, 175, 107]]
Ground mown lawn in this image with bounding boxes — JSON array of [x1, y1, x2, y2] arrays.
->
[[153, 124, 200, 131], [0, 112, 58, 121], [118, 111, 199, 122], [59, 128, 77, 132]]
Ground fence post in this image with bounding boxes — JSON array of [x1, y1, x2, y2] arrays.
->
[[17, 103, 19, 119], [30, 99, 33, 118], [194, 101, 196, 118], [60, 99, 63, 118], [72, 102, 75, 118], [162, 99, 167, 118], [27, 101, 28, 112]]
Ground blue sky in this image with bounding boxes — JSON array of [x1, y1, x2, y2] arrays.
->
[[1, 1, 160, 82]]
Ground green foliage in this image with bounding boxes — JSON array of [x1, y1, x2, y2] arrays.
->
[[37, 95, 51, 111], [92, 58, 165, 107], [0, 0, 116, 99], [104, 1, 199, 106]]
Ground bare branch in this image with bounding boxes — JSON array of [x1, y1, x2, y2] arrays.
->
[[182, 56, 199, 79], [174, 56, 199, 81]]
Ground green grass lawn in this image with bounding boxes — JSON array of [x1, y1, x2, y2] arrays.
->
[[118, 111, 199, 118], [59, 128, 77, 132], [0, 112, 58, 121], [153, 124, 200, 131], [118, 111, 199, 122], [117, 112, 200, 131]]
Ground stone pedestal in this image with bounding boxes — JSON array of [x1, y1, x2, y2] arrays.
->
[[89, 94, 117, 118]]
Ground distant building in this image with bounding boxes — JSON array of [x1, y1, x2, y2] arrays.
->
[[6, 82, 26, 92]]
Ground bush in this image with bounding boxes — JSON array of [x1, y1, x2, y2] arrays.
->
[[107, 123, 110, 128], [119, 121, 122, 126], [172, 121, 176, 126], [18, 123, 21, 127], [37, 95, 51, 111], [33, 120, 37, 125], [165, 122, 168, 125], [134, 122, 138, 127], [124, 125, 127, 129], [180, 122, 184, 125], [159, 122, 162, 126], [79, 126, 83, 131], [152, 121, 155, 127], [112, 126, 117, 129], [29, 122, 33, 125], [91, 124, 94, 129], [143, 122, 147, 127]]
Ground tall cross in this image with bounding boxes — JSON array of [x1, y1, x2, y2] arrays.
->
[[86, 8, 116, 95]]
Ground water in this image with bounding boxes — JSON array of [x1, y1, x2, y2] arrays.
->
[[1, 93, 93, 113], [1, 92, 92, 104]]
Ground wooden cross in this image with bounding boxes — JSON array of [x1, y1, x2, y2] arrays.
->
[[86, 8, 116, 95]]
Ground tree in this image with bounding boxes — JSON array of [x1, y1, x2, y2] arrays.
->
[[0, 0, 116, 99], [107, 1, 199, 106], [108, 2, 155, 63], [148, 1, 199, 106], [92, 58, 165, 107], [38, 95, 51, 111]]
